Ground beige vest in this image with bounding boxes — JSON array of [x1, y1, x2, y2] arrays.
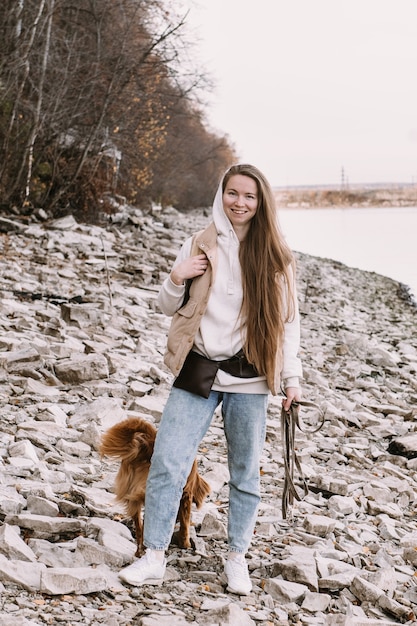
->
[[164, 222, 218, 376]]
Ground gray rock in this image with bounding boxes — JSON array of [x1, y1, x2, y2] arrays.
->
[[351, 575, 385, 603], [263, 577, 308, 603], [199, 512, 228, 540], [199, 602, 256, 625], [272, 546, 318, 591], [301, 590, 332, 612], [54, 353, 109, 383], [303, 514, 337, 536], [0, 524, 37, 562], [0, 554, 46, 591], [39, 565, 108, 595]]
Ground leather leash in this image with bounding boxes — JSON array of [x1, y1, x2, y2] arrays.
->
[[281, 400, 326, 519]]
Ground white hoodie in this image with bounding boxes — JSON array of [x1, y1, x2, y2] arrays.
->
[[157, 179, 302, 394]]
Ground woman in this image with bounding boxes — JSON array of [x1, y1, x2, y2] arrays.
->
[[119, 164, 302, 594]]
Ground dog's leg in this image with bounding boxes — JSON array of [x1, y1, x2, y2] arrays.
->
[[133, 506, 145, 557], [177, 491, 192, 549], [176, 462, 210, 549]]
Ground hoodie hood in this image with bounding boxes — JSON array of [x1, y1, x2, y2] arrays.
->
[[212, 174, 240, 244], [210, 172, 241, 297]]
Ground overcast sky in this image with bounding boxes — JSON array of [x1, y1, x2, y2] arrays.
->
[[181, 0, 417, 188]]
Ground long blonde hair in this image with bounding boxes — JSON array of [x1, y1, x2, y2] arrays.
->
[[222, 164, 296, 378]]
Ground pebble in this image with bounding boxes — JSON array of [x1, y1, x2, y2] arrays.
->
[[0, 203, 416, 625]]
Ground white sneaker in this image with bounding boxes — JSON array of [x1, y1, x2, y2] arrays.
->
[[224, 556, 252, 595], [119, 549, 166, 585]]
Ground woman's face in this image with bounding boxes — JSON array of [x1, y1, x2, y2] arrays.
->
[[222, 174, 258, 236]]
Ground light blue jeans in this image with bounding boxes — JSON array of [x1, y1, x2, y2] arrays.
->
[[143, 387, 268, 554]]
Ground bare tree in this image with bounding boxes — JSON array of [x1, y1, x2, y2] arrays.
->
[[23, 0, 55, 202], [0, 0, 236, 219], [0, 0, 48, 189], [148, 99, 236, 210]]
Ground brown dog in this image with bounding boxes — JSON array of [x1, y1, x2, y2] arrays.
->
[[100, 417, 211, 556]]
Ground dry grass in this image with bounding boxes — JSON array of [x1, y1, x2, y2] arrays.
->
[[275, 185, 417, 208]]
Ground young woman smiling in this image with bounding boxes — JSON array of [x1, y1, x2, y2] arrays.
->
[[119, 163, 302, 595]]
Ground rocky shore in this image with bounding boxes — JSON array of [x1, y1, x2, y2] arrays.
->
[[0, 204, 416, 626]]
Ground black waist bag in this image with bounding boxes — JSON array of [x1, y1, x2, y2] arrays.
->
[[173, 350, 259, 398]]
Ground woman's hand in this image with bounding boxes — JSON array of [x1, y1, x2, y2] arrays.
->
[[282, 386, 302, 412], [171, 254, 208, 286]]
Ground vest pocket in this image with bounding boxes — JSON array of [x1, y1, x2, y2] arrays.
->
[[178, 298, 197, 318]]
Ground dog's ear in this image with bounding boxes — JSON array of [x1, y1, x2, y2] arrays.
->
[[132, 432, 155, 460], [132, 432, 147, 446]]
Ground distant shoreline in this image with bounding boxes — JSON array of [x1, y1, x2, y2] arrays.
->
[[274, 184, 417, 208]]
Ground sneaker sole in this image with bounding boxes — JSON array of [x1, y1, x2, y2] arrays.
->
[[223, 568, 252, 595], [226, 583, 251, 595], [119, 574, 165, 586]]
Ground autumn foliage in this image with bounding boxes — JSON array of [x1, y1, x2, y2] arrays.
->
[[0, 0, 236, 221]]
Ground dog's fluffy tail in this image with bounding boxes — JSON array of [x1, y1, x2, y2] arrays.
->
[[193, 474, 211, 508], [100, 417, 156, 464], [184, 460, 211, 508]]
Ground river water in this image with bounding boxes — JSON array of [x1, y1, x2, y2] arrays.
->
[[279, 206, 417, 302]]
